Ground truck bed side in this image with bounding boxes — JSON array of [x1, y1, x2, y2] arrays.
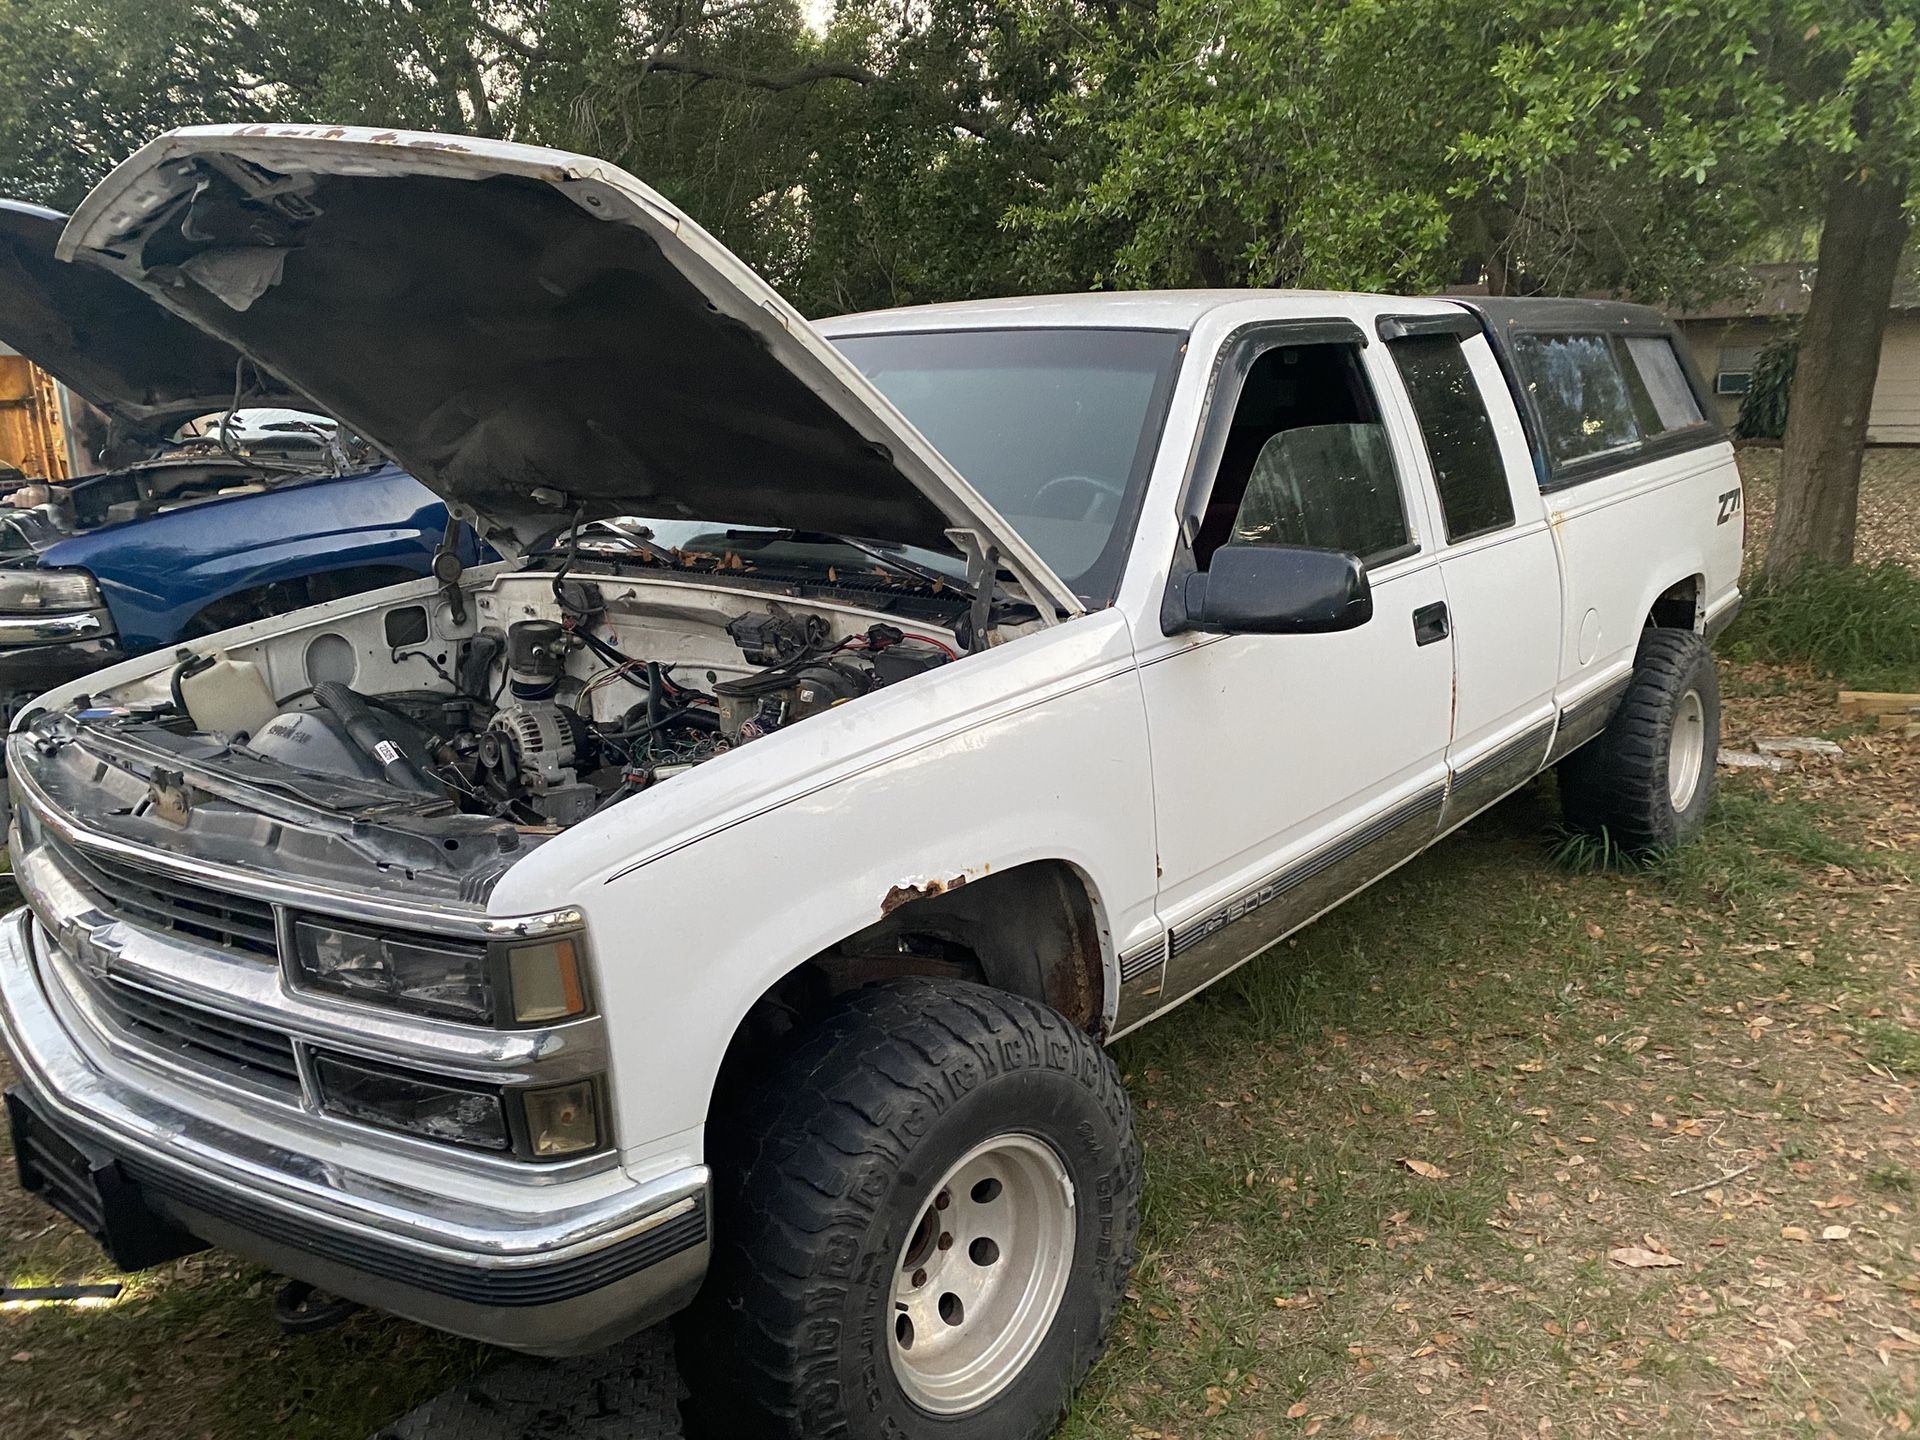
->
[[1464, 299, 1743, 737]]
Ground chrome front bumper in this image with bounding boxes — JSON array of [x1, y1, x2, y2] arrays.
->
[[0, 612, 120, 709], [0, 907, 709, 1353], [0, 610, 111, 644]]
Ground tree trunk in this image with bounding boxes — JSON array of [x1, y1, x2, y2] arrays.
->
[[1765, 167, 1910, 581], [1485, 246, 1510, 297]]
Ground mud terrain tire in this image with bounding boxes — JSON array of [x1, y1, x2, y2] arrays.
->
[[1559, 627, 1720, 854], [680, 978, 1140, 1440]]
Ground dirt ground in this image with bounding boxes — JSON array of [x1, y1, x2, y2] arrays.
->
[[1734, 445, 1920, 570], [1059, 669, 1918, 1440], [1, 448, 1916, 1439]]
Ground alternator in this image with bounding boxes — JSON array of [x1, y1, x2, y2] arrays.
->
[[488, 701, 590, 787]]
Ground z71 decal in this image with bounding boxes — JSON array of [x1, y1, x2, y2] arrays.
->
[[1717, 488, 1743, 525]]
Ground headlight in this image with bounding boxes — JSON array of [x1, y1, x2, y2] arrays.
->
[[290, 919, 589, 1027], [0, 567, 103, 613], [312, 1052, 511, 1152], [294, 919, 494, 1022], [311, 1053, 605, 1160]]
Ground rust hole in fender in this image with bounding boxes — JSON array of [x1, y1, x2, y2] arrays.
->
[[1047, 902, 1103, 1032], [881, 875, 967, 916]]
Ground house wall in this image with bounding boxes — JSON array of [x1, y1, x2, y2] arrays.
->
[[1872, 317, 1920, 444], [1677, 315, 1920, 444]]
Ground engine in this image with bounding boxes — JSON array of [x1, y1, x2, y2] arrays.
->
[[242, 610, 954, 830]]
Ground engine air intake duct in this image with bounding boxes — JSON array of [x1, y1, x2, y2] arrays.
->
[[310, 681, 440, 795]]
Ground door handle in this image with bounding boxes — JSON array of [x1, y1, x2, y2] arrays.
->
[[1413, 602, 1450, 646]]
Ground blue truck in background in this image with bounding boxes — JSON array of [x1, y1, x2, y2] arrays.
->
[[4, 463, 462, 697], [0, 200, 460, 710]]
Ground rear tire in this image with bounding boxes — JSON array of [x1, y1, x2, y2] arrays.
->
[[679, 978, 1140, 1440], [1559, 627, 1720, 855]]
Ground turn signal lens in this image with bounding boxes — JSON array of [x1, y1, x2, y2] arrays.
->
[[520, 1081, 600, 1157], [505, 937, 586, 1023]]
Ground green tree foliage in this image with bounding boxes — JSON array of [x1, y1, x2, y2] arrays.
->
[[1448, 0, 1920, 576], [1009, 0, 1470, 292], [0, 0, 1908, 567], [1735, 330, 1799, 442], [0, 0, 491, 206]]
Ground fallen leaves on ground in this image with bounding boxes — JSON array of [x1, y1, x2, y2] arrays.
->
[[1608, 1245, 1685, 1269]]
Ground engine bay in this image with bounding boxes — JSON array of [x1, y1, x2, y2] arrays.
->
[[70, 570, 965, 836], [242, 609, 954, 828]]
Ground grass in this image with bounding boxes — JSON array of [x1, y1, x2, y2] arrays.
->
[[1, 672, 1914, 1439], [1862, 1021, 1920, 1076], [1547, 824, 1663, 874], [1724, 559, 1920, 690], [1551, 782, 1902, 902], [5, 430, 1920, 1437], [1050, 689, 1919, 1439]]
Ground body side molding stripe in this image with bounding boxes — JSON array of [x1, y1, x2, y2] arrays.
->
[[1450, 717, 1556, 791], [1169, 784, 1446, 958], [1117, 938, 1168, 983], [1545, 671, 1634, 765], [1438, 716, 1556, 835]]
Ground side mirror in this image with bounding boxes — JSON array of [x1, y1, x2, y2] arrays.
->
[[1172, 544, 1373, 635]]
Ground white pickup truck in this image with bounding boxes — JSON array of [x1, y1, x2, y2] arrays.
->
[[0, 128, 1742, 1440]]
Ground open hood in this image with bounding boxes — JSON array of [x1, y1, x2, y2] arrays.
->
[[57, 126, 1083, 616], [0, 199, 297, 440]]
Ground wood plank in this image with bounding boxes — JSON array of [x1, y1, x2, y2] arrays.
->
[[1839, 690, 1920, 719]]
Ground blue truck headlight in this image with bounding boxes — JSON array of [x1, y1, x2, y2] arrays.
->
[[0, 568, 102, 614], [312, 1052, 511, 1152], [0, 567, 104, 613]]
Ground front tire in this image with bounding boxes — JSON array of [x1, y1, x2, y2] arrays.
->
[[681, 978, 1141, 1440], [1559, 626, 1720, 854]]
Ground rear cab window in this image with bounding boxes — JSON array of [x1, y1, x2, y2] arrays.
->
[[1385, 332, 1514, 542], [1469, 301, 1720, 491]]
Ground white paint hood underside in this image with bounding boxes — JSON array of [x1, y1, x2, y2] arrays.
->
[[58, 125, 1081, 616]]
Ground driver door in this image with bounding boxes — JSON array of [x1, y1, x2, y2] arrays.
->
[[1132, 321, 1454, 1013]]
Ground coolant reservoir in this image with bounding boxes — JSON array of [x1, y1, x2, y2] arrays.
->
[[179, 656, 279, 737]]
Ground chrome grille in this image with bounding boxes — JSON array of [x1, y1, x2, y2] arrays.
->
[[82, 972, 302, 1097], [51, 837, 279, 959]]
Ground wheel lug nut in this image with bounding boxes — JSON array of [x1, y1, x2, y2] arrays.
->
[[912, 1268, 927, 1287], [937, 1233, 953, 1251], [935, 1192, 950, 1211]]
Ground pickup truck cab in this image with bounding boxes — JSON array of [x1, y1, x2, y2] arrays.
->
[[0, 128, 1741, 1440], [0, 200, 463, 714]]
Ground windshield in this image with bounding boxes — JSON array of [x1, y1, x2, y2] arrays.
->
[[172, 408, 339, 453], [827, 327, 1187, 605], [559, 327, 1188, 609]]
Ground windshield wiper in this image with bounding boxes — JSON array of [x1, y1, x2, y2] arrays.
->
[[782, 532, 973, 598], [526, 519, 682, 569]]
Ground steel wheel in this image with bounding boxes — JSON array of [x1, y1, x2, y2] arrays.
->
[[889, 1132, 1077, 1415], [1668, 687, 1706, 810]]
